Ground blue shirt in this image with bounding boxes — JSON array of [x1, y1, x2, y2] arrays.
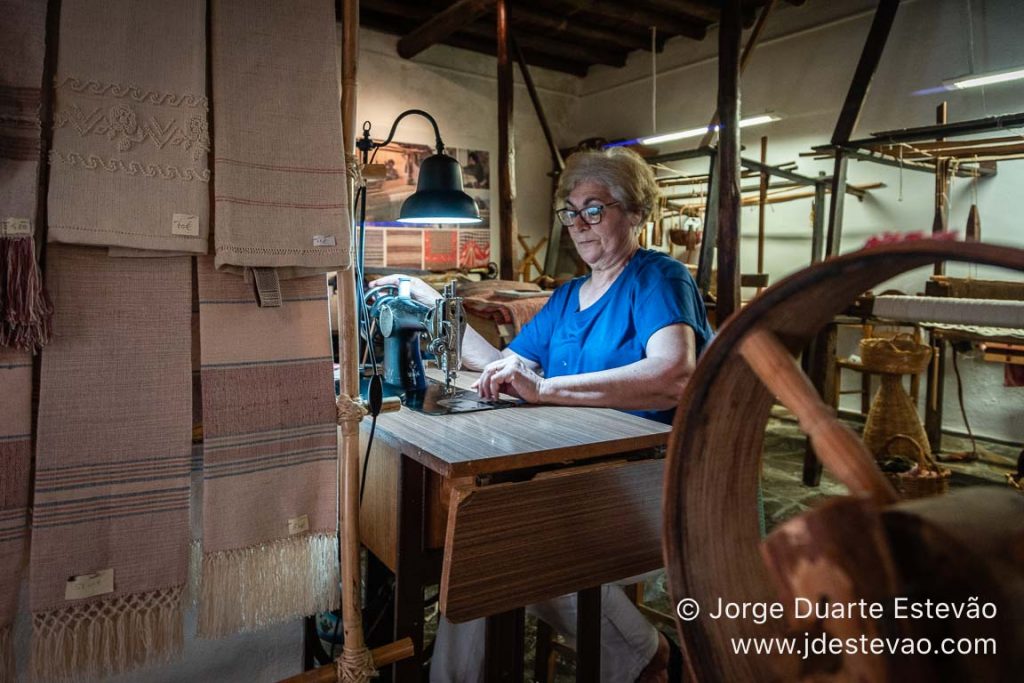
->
[[508, 249, 714, 424]]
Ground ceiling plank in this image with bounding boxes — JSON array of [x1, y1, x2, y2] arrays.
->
[[396, 0, 495, 59], [361, 8, 590, 76], [463, 20, 629, 68], [555, 0, 708, 41], [641, 0, 720, 23], [509, 5, 664, 52]]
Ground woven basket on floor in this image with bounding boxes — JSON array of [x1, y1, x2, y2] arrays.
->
[[859, 333, 932, 375], [884, 434, 950, 499], [863, 373, 932, 459]]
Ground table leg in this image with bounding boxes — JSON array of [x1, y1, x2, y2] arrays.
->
[[533, 618, 554, 683], [925, 335, 946, 454], [394, 454, 427, 682], [576, 587, 601, 683], [484, 608, 525, 682]]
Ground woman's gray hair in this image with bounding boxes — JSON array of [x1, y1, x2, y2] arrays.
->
[[555, 146, 661, 225]]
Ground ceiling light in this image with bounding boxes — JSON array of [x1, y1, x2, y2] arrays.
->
[[945, 66, 1024, 90], [637, 114, 781, 146]]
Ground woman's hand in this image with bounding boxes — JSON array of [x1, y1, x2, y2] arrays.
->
[[367, 274, 441, 305], [472, 355, 546, 403]]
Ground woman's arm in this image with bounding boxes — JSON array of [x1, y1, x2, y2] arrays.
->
[[475, 323, 696, 408]]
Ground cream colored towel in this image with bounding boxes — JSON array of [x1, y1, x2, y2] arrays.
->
[[31, 245, 192, 681], [211, 0, 351, 278], [47, 0, 210, 254]]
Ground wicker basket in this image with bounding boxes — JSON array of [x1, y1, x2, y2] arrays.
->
[[859, 333, 932, 375], [885, 434, 951, 499]]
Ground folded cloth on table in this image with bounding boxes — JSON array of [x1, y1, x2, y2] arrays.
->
[[30, 245, 192, 682], [196, 257, 338, 637], [47, 0, 210, 255], [210, 0, 350, 279]]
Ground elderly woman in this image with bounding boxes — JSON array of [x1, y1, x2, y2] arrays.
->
[[372, 146, 712, 682]]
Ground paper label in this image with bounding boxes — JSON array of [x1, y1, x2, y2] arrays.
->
[[171, 213, 200, 237], [288, 514, 310, 535], [2, 218, 32, 237], [65, 568, 114, 600], [312, 235, 336, 247]]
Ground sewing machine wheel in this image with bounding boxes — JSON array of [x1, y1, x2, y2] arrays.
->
[[662, 241, 1024, 682]]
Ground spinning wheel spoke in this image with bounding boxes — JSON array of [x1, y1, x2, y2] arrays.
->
[[738, 327, 898, 504]]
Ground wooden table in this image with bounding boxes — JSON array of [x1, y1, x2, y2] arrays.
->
[[358, 371, 671, 682]]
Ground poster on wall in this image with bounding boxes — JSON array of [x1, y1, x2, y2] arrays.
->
[[363, 140, 492, 271]]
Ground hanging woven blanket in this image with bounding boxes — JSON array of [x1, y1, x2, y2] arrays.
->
[[210, 0, 350, 279], [196, 257, 338, 637], [0, 0, 52, 351], [30, 245, 192, 681], [0, 348, 32, 681], [47, 0, 210, 255]]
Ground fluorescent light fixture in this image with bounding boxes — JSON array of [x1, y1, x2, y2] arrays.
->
[[945, 66, 1024, 90], [638, 114, 780, 146]]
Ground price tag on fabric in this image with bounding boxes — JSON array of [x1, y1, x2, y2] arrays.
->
[[65, 568, 114, 600], [312, 235, 336, 247], [288, 514, 310, 535], [2, 217, 32, 237], [171, 213, 200, 237]]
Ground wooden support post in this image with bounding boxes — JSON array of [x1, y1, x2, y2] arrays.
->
[[933, 102, 949, 275], [497, 0, 516, 281], [810, 181, 826, 263], [696, 150, 718, 297], [484, 608, 525, 683], [757, 136, 768, 294], [966, 204, 981, 241], [825, 152, 848, 257], [830, 0, 901, 146], [924, 333, 946, 454], [576, 587, 602, 683], [716, 0, 743, 322], [512, 35, 563, 173], [699, 0, 776, 148]]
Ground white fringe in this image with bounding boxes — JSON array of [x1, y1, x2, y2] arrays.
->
[[30, 586, 183, 683], [198, 531, 338, 638], [1, 624, 13, 683]]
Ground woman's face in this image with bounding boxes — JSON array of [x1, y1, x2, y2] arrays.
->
[[564, 180, 641, 270]]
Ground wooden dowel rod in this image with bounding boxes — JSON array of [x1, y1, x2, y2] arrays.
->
[[739, 328, 898, 504], [277, 638, 415, 683]]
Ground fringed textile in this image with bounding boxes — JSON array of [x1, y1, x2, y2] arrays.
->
[[0, 0, 52, 351], [0, 349, 32, 683], [30, 245, 192, 681], [210, 0, 351, 278], [196, 257, 338, 637], [47, 0, 210, 254]]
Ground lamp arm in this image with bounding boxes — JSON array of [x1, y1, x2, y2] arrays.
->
[[366, 108, 446, 155]]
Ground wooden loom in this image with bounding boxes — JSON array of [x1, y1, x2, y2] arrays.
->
[[664, 240, 1024, 682]]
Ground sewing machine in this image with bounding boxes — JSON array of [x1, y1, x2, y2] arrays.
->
[[368, 279, 515, 415]]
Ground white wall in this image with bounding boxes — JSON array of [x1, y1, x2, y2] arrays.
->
[[571, 0, 1024, 443], [348, 29, 580, 264]]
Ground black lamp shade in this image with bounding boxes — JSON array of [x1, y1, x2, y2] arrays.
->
[[398, 153, 482, 224]]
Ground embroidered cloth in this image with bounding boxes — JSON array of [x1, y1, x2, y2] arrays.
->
[[30, 245, 192, 681], [47, 0, 210, 254], [196, 257, 338, 636], [211, 0, 351, 278]]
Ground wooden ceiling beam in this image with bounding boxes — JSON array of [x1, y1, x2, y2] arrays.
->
[[396, 0, 494, 59], [556, 0, 708, 40], [463, 21, 628, 68], [509, 6, 663, 53], [361, 9, 590, 76], [641, 0, 720, 23]]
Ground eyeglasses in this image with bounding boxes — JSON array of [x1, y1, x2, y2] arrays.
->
[[555, 202, 620, 227]]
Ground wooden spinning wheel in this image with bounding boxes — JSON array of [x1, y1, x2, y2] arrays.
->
[[663, 241, 1024, 682]]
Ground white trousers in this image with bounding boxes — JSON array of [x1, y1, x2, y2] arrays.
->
[[429, 583, 659, 683]]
